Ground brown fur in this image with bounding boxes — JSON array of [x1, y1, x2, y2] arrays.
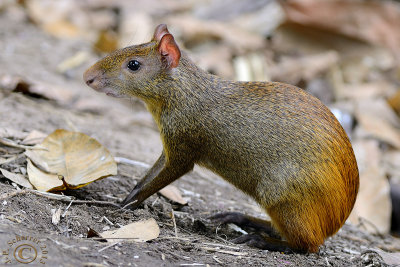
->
[[84, 24, 359, 253]]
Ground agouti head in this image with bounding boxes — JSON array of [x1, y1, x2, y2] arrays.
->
[[83, 24, 181, 100]]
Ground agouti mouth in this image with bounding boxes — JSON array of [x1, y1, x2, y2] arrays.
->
[[105, 91, 118, 97], [102, 88, 124, 98]]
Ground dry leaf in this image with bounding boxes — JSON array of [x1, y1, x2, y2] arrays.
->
[[358, 99, 400, 128], [355, 99, 400, 149], [0, 127, 27, 140], [119, 12, 153, 50], [282, 0, 400, 56], [348, 139, 391, 234], [0, 168, 33, 189], [21, 130, 47, 145], [25, 129, 117, 191], [20, 81, 74, 104], [42, 20, 80, 39], [159, 185, 188, 205], [25, 0, 81, 39], [0, 75, 74, 104], [167, 16, 265, 53], [100, 218, 160, 243], [388, 89, 400, 116], [383, 151, 400, 183], [364, 248, 400, 266], [355, 114, 400, 149], [93, 30, 118, 53], [0, 156, 17, 165], [57, 51, 89, 73], [269, 51, 339, 84], [26, 159, 63, 191], [336, 82, 395, 101]]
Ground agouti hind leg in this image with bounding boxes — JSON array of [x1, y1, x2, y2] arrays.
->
[[209, 212, 300, 253], [209, 212, 281, 239]]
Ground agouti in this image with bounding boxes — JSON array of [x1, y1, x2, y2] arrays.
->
[[84, 24, 359, 253]]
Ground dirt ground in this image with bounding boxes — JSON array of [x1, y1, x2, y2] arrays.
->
[[1, 4, 400, 267]]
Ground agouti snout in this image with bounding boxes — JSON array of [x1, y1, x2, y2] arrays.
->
[[84, 24, 359, 253]]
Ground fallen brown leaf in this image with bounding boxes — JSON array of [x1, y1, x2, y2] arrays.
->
[[269, 51, 339, 84], [159, 185, 188, 205], [21, 130, 47, 145], [0, 74, 74, 104], [25, 129, 117, 191], [26, 159, 63, 191], [363, 248, 400, 266], [166, 15, 265, 53], [100, 218, 160, 243], [0, 168, 33, 189], [282, 0, 400, 57], [349, 139, 391, 234]]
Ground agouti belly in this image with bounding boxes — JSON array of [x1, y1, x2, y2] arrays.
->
[[83, 24, 359, 253]]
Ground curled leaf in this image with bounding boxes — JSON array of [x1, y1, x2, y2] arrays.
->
[[26, 129, 117, 191]]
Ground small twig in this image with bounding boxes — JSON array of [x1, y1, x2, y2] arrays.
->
[[99, 216, 114, 226], [57, 199, 120, 208], [202, 242, 240, 250], [0, 155, 18, 165], [157, 236, 191, 241], [151, 196, 159, 206], [213, 255, 223, 264], [62, 200, 73, 217], [114, 157, 150, 168], [91, 237, 140, 241], [0, 189, 30, 200], [200, 247, 248, 256], [0, 189, 120, 208], [325, 257, 331, 266], [120, 200, 138, 210], [98, 242, 120, 253], [171, 209, 178, 237], [357, 217, 385, 238]]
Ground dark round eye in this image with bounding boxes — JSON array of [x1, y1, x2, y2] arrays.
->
[[127, 60, 141, 71]]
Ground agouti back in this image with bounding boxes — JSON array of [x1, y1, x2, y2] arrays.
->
[[84, 24, 359, 253]]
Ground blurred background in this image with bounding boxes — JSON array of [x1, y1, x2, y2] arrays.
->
[[1, 0, 400, 238]]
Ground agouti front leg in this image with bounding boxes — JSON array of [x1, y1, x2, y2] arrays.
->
[[120, 152, 194, 209]]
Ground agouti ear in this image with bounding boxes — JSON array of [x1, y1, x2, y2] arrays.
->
[[158, 34, 181, 69], [153, 24, 181, 69]]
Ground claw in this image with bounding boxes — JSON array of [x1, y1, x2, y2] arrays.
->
[[120, 186, 143, 209]]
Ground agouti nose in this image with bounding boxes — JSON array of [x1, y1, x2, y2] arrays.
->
[[83, 68, 103, 91], [85, 77, 95, 85], [83, 69, 97, 85]]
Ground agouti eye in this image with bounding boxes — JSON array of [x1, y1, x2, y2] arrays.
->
[[127, 60, 141, 71]]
